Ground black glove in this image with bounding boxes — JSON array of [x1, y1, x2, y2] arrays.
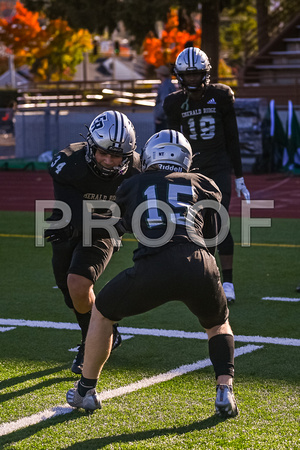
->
[[44, 225, 74, 244]]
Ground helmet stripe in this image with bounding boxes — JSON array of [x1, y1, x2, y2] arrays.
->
[[189, 47, 195, 69], [114, 111, 124, 146], [170, 129, 179, 144]]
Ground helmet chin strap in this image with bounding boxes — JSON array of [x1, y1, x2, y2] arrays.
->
[[181, 86, 206, 111], [96, 157, 129, 179]]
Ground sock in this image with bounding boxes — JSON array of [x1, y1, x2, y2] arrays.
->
[[74, 310, 91, 343], [222, 269, 233, 284], [208, 333, 235, 379], [78, 376, 98, 397]]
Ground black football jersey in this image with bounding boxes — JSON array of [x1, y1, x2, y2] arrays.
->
[[48, 142, 141, 231], [163, 84, 243, 177], [115, 170, 222, 259]]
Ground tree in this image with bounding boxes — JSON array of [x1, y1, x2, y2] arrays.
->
[[32, 19, 92, 81], [23, 0, 221, 74], [256, 0, 269, 51], [201, 0, 220, 81], [22, 0, 299, 81], [219, 2, 258, 68], [0, 1, 92, 81], [142, 7, 201, 69], [0, 1, 43, 68]]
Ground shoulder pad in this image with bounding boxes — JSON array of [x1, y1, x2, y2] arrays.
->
[[49, 142, 87, 181], [61, 142, 86, 156], [131, 151, 142, 172], [209, 83, 235, 102], [164, 90, 185, 105]]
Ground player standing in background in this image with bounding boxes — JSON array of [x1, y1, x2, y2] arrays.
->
[[163, 47, 250, 303], [66, 129, 239, 418], [153, 65, 176, 132], [45, 110, 141, 374]]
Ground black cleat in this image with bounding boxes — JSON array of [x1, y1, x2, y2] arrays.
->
[[71, 325, 121, 374], [71, 343, 84, 374], [111, 323, 122, 351]]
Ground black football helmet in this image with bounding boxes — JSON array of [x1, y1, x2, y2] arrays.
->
[[86, 110, 136, 179]]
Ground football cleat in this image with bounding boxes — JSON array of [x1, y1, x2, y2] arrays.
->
[[223, 282, 236, 303], [66, 381, 101, 411], [296, 284, 300, 293], [71, 343, 84, 374], [215, 384, 238, 418], [71, 325, 121, 375], [111, 323, 122, 351]]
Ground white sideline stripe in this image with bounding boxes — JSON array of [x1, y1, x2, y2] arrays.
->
[[262, 297, 300, 302], [0, 344, 262, 436], [0, 319, 299, 346], [0, 327, 16, 332]]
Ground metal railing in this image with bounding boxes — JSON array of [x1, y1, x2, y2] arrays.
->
[[16, 74, 300, 109]]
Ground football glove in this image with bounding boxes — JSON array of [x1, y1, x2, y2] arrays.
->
[[44, 225, 73, 244], [235, 177, 250, 204]]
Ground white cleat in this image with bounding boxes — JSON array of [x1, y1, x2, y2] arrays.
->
[[66, 381, 101, 412], [215, 384, 239, 418], [223, 282, 236, 303]]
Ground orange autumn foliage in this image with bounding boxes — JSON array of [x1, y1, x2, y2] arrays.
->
[[0, 1, 43, 65], [143, 8, 201, 68], [0, 1, 92, 81]]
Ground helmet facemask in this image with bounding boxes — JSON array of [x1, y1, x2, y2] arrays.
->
[[85, 111, 136, 179], [174, 47, 211, 93], [177, 69, 210, 92], [86, 132, 130, 179]]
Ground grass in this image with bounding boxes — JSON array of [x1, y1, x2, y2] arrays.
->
[[0, 211, 299, 449]]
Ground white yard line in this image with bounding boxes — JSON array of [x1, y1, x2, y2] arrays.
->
[[0, 344, 262, 436], [0, 319, 299, 346], [0, 327, 16, 332], [262, 297, 300, 302]]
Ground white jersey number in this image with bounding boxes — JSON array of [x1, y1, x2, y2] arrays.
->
[[144, 183, 193, 228], [188, 115, 215, 141]]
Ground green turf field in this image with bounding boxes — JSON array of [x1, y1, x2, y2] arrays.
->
[[0, 211, 299, 449]]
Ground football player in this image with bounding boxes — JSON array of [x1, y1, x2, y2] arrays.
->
[[66, 129, 238, 418], [163, 47, 250, 303], [153, 65, 176, 132], [45, 110, 141, 374]]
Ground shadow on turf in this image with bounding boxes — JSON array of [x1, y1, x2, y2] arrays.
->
[[66, 415, 230, 448], [0, 364, 75, 402], [0, 411, 228, 448]]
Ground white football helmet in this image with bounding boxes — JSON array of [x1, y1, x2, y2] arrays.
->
[[174, 47, 211, 91], [86, 110, 136, 178], [141, 129, 192, 172]]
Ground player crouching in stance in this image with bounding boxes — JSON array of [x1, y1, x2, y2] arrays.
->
[[45, 110, 141, 374], [66, 129, 238, 418]]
